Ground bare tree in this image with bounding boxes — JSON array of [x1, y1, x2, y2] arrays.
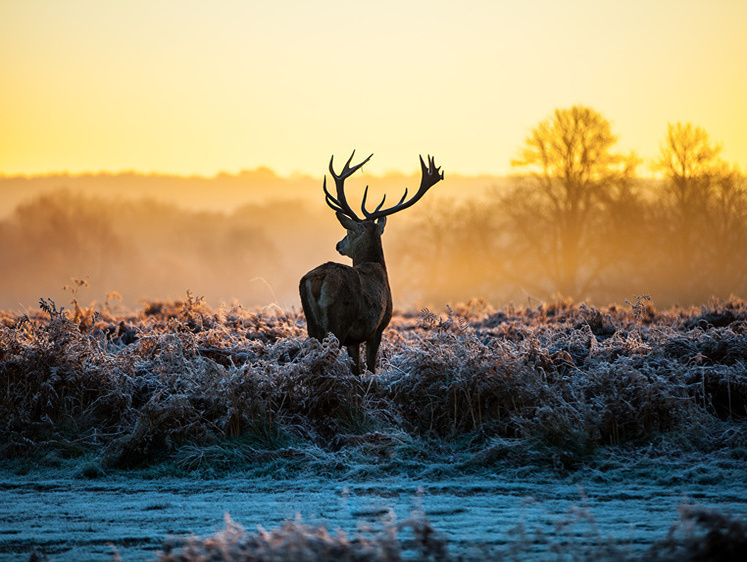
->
[[506, 105, 638, 299], [653, 122, 747, 300]]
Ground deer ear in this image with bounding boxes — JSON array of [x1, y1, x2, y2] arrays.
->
[[376, 216, 387, 234], [336, 211, 359, 231]]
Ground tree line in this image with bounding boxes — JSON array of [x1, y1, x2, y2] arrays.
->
[[391, 106, 747, 307]]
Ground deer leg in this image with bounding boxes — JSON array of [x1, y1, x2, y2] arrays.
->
[[365, 332, 383, 374], [347, 344, 361, 375]]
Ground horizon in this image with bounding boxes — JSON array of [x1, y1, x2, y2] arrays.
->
[[0, 166, 512, 181], [2, 1, 746, 178]]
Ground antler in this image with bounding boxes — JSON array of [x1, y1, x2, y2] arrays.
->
[[323, 151, 373, 222], [323, 152, 444, 222], [361, 155, 443, 221]]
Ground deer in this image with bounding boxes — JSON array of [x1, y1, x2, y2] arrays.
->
[[300, 151, 444, 374]]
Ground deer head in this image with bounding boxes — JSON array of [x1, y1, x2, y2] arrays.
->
[[323, 151, 443, 265], [334, 212, 386, 265]]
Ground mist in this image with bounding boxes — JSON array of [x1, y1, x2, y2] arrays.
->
[[0, 172, 497, 313], [1, 164, 744, 314]]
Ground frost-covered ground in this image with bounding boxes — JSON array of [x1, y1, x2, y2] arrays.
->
[[1, 297, 746, 559], [2, 468, 746, 561]]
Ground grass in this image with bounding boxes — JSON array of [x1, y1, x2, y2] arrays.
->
[[157, 512, 450, 562], [1, 294, 745, 477], [153, 503, 747, 561], [2, 295, 746, 560]]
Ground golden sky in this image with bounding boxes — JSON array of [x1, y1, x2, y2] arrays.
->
[[2, 0, 746, 177]]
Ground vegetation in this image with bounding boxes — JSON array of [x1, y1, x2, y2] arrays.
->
[[4, 294, 745, 559], [157, 505, 747, 561], [652, 122, 747, 302], [158, 513, 450, 562], [507, 105, 639, 298], [394, 113, 747, 307], [2, 295, 745, 476], [2, 295, 746, 560]]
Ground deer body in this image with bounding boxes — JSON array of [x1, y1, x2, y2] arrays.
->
[[300, 152, 443, 374]]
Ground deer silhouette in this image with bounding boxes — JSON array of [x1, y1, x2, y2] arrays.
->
[[300, 152, 443, 373]]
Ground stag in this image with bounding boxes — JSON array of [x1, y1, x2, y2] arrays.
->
[[300, 152, 443, 374]]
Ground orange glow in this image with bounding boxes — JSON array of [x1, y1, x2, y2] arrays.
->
[[1, 0, 746, 177]]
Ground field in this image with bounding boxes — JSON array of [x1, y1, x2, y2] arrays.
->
[[1, 296, 746, 560]]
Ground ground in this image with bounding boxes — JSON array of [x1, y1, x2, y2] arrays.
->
[[2, 460, 746, 560], [1, 298, 746, 560]]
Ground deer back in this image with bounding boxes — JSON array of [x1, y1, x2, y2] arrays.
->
[[300, 260, 391, 346]]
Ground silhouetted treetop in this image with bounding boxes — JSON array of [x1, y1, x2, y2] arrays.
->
[[512, 105, 636, 187]]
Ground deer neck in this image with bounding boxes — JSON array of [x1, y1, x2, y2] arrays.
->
[[352, 236, 386, 271]]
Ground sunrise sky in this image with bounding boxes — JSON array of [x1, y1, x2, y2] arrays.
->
[[2, 0, 746, 177]]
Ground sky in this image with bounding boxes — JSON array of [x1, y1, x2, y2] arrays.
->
[[1, 0, 746, 177]]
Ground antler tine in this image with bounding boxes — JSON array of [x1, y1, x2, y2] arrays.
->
[[361, 186, 390, 217], [322, 177, 346, 214], [331, 150, 373, 179], [323, 151, 373, 221], [362, 154, 443, 221]]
